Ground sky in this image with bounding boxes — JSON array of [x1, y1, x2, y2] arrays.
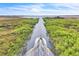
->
[[0, 3, 79, 15]]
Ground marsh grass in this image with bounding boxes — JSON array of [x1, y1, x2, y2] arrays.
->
[[0, 18, 37, 56], [45, 18, 79, 56]]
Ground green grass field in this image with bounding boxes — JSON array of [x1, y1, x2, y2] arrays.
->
[[44, 18, 79, 56], [0, 18, 37, 56]]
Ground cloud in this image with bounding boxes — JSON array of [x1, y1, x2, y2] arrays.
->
[[0, 3, 79, 15]]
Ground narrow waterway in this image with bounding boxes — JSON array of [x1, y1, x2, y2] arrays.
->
[[22, 17, 54, 56]]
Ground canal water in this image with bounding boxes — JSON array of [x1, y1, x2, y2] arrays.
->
[[26, 17, 52, 50], [20, 17, 53, 56]]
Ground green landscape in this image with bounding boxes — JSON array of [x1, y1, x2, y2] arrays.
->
[[0, 18, 37, 56], [0, 17, 79, 56], [1, 3, 79, 56], [44, 18, 79, 56]]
